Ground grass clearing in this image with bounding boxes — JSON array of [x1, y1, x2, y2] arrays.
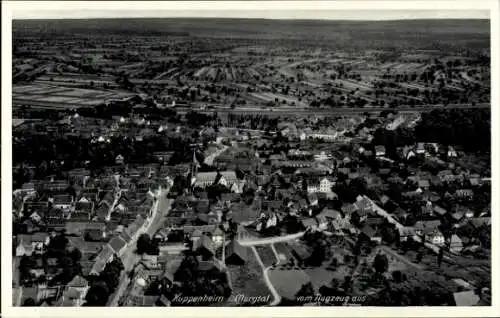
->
[[226, 247, 271, 306]]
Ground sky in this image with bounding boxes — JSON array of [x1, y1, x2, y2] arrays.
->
[[8, 1, 491, 20]]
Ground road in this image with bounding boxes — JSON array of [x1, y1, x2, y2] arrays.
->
[[204, 145, 228, 166], [14, 99, 489, 116], [106, 187, 171, 306], [251, 246, 281, 306], [238, 231, 305, 246], [105, 190, 122, 221], [177, 103, 490, 117]]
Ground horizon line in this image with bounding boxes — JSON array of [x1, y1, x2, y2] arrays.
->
[[13, 16, 490, 21]]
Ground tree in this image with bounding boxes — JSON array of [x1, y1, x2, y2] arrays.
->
[[342, 275, 353, 293], [47, 232, 68, 252], [373, 252, 389, 275], [85, 281, 110, 306], [392, 270, 403, 283], [69, 248, 82, 262], [137, 234, 152, 255], [381, 225, 398, 245], [437, 247, 444, 268]]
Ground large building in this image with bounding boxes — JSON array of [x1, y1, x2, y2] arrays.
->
[[194, 171, 238, 188]]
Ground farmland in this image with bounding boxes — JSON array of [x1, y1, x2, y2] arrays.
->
[[12, 18, 490, 116], [12, 83, 135, 109]]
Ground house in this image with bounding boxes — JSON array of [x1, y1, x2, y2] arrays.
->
[[230, 180, 246, 194], [451, 208, 466, 222], [375, 145, 386, 157], [433, 205, 447, 216], [301, 218, 319, 231], [67, 275, 90, 295], [306, 182, 319, 194], [449, 234, 463, 253], [455, 189, 474, 200], [319, 177, 335, 193], [317, 207, 343, 221], [360, 225, 382, 244], [315, 215, 329, 231], [425, 229, 445, 246], [52, 194, 74, 211], [212, 227, 225, 246], [21, 182, 36, 194], [354, 146, 369, 156], [416, 142, 426, 155], [57, 288, 86, 306], [378, 195, 390, 207], [31, 232, 50, 252], [228, 202, 260, 225], [398, 227, 415, 242], [84, 229, 107, 242], [115, 154, 125, 165], [341, 203, 359, 220], [194, 235, 216, 260], [469, 217, 491, 229], [418, 179, 430, 190], [414, 220, 441, 237], [16, 237, 34, 256], [307, 193, 319, 206], [225, 240, 248, 265], [140, 254, 160, 269], [108, 236, 127, 256], [194, 171, 238, 188], [447, 146, 458, 158], [74, 201, 94, 215]]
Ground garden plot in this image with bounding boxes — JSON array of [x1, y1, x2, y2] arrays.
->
[[255, 245, 277, 267], [226, 247, 272, 306]]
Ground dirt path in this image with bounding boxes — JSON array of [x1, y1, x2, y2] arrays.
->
[[251, 246, 281, 306]]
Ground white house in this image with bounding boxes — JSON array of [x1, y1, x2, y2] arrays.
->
[[307, 183, 319, 194], [319, 177, 335, 193], [448, 146, 458, 158], [449, 234, 464, 254], [425, 230, 445, 246], [195, 171, 237, 188], [375, 145, 386, 157], [212, 228, 225, 247], [313, 151, 330, 161]]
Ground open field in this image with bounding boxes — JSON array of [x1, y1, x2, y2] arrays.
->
[[12, 83, 135, 109]]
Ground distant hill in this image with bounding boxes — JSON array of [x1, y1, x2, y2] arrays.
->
[[12, 18, 490, 50]]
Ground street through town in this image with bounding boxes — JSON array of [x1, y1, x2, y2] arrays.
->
[[107, 188, 171, 306]]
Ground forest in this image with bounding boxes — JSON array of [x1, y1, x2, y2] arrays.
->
[[415, 109, 490, 152]]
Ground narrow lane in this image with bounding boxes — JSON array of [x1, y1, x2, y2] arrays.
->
[[107, 188, 171, 306], [251, 246, 281, 306]]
